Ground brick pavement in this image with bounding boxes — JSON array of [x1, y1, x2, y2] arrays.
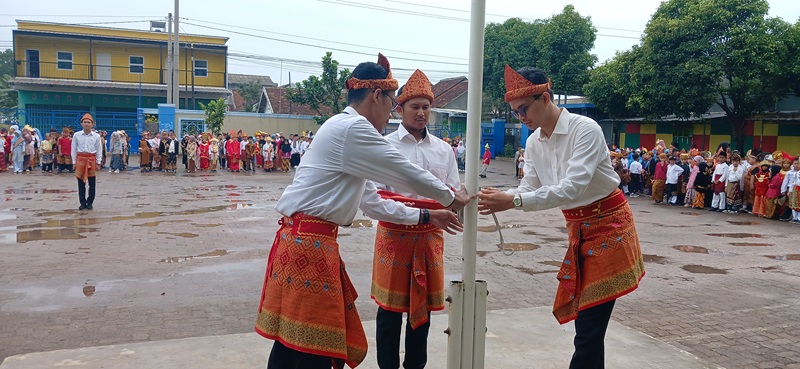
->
[[1, 158, 799, 368]]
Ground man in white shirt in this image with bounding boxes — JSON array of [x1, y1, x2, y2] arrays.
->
[[299, 136, 311, 156], [71, 113, 103, 210], [665, 156, 685, 205], [290, 134, 302, 167], [370, 70, 460, 369], [255, 55, 472, 369], [477, 65, 644, 368]]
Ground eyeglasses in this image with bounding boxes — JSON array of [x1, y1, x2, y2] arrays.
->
[[510, 96, 539, 119], [383, 91, 399, 109]]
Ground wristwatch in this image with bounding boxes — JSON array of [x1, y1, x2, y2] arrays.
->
[[512, 194, 523, 209]]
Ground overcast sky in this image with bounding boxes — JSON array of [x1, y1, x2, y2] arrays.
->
[[2, 0, 798, 86]]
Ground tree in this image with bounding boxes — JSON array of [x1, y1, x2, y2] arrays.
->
[[788, 21, 800, 95], [236, 81, 262, 112], [536, 5, 597, 96], [482, 7, 597, 119], [584, 48, 642, 119], [0, 50, 17, 108], [286, 52, 351, 124], [199, 98, 226, 136], [631, 0, 792, 151]]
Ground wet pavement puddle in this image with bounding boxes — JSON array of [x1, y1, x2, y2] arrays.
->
[[477, 224, 526, 232], [345, 219, 373, 228], [539, 260, 563, 267], [156, 231, 199, 238], [643, 254, 668, 264], [726, 220, 760, 226], [764, 254, 800, 261], [706, 233, 763, 239], [730, 242, 773, 247], [497, 242, 539, 251], [159, 249, 230, 263], [16, 227, 99, 243], [673, 245, 737, 256], [682, 264, 728, 274], [190, 223, 222, 228], [476, 251, 492, 257]]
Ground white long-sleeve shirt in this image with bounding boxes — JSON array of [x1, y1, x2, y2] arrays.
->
[[274, 106, 455, 226], [782, 169, 798, 194], [71, 130, 103, 164], [506, 108, 620, 211], [713, 162, 729, 183], [725, 164, 745, 183], [666, 163, 685, 184], [628, 161, 643, 175], [376, 124, 461, 200]]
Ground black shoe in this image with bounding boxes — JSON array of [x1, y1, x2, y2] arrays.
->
[[79, 205, 87, 210], [708, 208, 717, 211], [86, 205, 93, 210]]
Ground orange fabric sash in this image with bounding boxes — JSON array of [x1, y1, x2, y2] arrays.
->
[[255, 213, 366, 368], [555, 189, 645, 324], [371, 191, 445, 329], [74, 152, 97, 182]]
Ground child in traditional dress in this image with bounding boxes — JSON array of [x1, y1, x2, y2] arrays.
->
[[262, 136, 274, 172], [781, 157, 798, 222], [0, 128, 8, 173], [109, 131, 125, 173], [723, 154, 745, 213], [57, 127, 73, 173], [198, 133, 211, 171], [139, 131, 151, 172], [245, 137, 257, 172], [743, 155, 758, 213], [665, 156, 684, 205], [166, 132, 178, 173], [764, 165, 783, 219], [787, 158, 800, 223], [752, 161, 771, 216], [40, 132, 55, 173], [710, 152, 729, 212], [684, 156, 702, 207], [186, 136, 198, 173], [149, 132, 161, 171], [652, 153, 668, 203]]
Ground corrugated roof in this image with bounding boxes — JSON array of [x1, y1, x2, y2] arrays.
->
[[431, 76, 468, 109], [10, 77, 230, 95], [228, 74, 277, 88]]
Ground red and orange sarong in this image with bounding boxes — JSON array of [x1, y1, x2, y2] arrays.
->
[[255, 213, 367, 369], [371, 191, 445, 329], [555, 189, 645, 324], [74, 152, 97, 182]]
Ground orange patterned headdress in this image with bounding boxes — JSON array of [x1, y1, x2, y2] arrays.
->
[[397, 69, 434, 105], [80, 113, 94, 124], [503, 65, 551, 102], [345, 53, 399, 91]]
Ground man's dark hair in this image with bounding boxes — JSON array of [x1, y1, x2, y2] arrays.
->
[[632, 153, 639, 160], [347, 62, 390, 105], [516, 67, 554, 101]]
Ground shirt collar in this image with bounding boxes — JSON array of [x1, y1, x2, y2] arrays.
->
[[397, 124, 429, 143], [536, 108, 571, 141]]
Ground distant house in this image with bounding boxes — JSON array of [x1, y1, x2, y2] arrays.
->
[[227, 73, 277, 111], [256, 86, 338, 116], [429, 76, 469, 138]]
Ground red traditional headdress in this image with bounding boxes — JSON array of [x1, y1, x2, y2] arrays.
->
[[397, 69, 434, 105], [345, 53, 399, 91], [503, 65, 551, 102]]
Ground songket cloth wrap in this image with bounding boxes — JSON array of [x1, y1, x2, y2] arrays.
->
[[791, 186, 800, 211], [74, 152, 97, 182], [725, 182, 742, 207], [555, 189, 645, 324], [713, 174, 726, 193], [651, 179, 665, 202], [0, 151, 6, 171], [370, 191, 445, 329], [256, 213, 367, 369], [693, 192, 706, 209]]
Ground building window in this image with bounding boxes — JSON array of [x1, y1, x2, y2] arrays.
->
[[194, 59, 208, 77], [130, 56, 144, 74], [57, 52, 73, 70]]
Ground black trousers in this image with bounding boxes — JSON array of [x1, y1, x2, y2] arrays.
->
[[267, 340, 333, 369], [629, 174, 642, 194], [569, 299, 616, 369], [290, 153, 301, 167], [77, 177, 96, 207], [376, 307, 431, 369]]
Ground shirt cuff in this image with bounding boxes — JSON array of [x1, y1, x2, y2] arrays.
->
[[436, 189, 456, 208], [400, 207, 422, 225]]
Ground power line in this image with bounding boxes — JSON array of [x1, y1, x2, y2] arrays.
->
[[386, 0, 644, 33], [180, 21, 470, 67], [182, 17, 468, 61], [1, 14, 161, 18], [321, 0, 642, 40]]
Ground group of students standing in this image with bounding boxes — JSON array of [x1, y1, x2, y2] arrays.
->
[[612, 145, 800, 223], [1, 124, 128, 175], [137, 130, 313, 174]]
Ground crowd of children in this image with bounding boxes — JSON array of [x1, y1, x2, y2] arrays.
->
[[611, 141, 800, 223], [136, 129, 313, 174]]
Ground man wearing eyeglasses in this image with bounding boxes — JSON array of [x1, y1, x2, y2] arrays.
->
[[255, 54, 473, 369], [477, 65, 644, 369]]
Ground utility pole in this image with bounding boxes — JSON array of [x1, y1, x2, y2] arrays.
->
[[173, 0, 180, 108], [166, 13, 173, 104]]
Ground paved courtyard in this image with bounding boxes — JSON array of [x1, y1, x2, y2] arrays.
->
[[1, 158, 799, 368]]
